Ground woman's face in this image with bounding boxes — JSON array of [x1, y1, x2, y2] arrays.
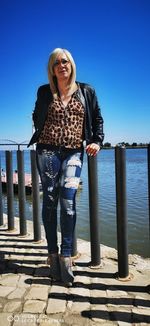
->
[[53, 52, 72, 83]]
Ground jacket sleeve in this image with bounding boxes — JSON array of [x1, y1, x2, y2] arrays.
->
[[32, 87, 43, 130], [92, 89, 104, 146], [28, 84, 51, 147]]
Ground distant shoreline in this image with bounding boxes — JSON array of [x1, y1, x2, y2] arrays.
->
[[103, 145, 148, 149]]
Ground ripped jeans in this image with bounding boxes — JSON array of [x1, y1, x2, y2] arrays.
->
[[36, 146, 84, 256]]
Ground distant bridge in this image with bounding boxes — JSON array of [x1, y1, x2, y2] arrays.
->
[[0, 139, 29, 150]]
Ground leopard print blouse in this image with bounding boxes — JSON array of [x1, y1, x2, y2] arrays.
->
[[38, 92, 85, 148]]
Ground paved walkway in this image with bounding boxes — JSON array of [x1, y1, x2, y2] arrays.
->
[[0, 214, 150, 326]]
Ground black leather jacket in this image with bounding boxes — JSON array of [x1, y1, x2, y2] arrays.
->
[[28, 82, 104, 147]]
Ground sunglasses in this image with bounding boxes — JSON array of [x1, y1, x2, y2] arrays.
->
[[53, 58, 70, 67]]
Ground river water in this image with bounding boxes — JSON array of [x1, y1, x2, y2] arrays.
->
[[1, 148, 149, 257]]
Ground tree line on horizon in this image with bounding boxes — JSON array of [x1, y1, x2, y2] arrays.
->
[[103, 142, 149, 148]]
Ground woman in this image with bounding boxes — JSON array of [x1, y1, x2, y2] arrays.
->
[[28, 48, 104, 286]]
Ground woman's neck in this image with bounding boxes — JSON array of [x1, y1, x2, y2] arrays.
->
[[58, 81, 77, 97], [57, 82, 78, 107]]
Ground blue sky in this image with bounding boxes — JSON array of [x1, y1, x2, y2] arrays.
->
[[0, 0, 150, 146]]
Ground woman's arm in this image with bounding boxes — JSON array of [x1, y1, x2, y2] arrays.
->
[[86, 89, 104, 156]]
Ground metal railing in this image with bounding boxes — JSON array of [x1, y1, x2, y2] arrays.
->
[[0, 145, 150, 279]]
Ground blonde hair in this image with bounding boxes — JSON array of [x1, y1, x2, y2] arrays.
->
[[47, 48, 76, 95]]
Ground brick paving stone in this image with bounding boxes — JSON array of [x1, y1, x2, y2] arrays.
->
[[107, 304, 134, 311], [68, 286, 91, 314], [108, 306, 132, 312], [90, 289, 107, 304], [108, 307, 132, 323], [64, 314, 91, 325], [90, 304, 110, 323], [135, 324, 150, 326], [25, 286, 49, 301], [50, 284, 68, 295], [0, 247, 14, 253], [7, 287, 27, 299], [23, 299, 46, 313], [6, 254, 25, 261], [134, 294, 150, 307], [93, 323, 117, 326], [46, 298, 66, 314], [23, 255, 45, 262], [91, 289, 107, 296], [132, 307, 150, 323], [3, 301, 22, 313], [0, 286, 16, 297], [71, 301, 91, 313], [106, 290, 128, 298], [90, 277, 107, 285], [69, 287, 90, 298], [0, 274, 20, 286], [117, 322, 133, 326], [73, 275, 91, 284]]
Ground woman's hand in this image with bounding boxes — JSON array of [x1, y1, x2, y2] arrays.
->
[[86, 143, 100, 156]]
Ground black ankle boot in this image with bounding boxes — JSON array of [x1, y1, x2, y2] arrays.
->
[[59, 256, 74, 287], [47, 254, 61, 281]]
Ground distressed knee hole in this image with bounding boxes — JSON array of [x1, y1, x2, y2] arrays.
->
[[48, 195, 54, 201], [61, 199, 75, 215], [47, 186, 53, 192], [64, 177, 80, 189], [67, 158, 82, 168]]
